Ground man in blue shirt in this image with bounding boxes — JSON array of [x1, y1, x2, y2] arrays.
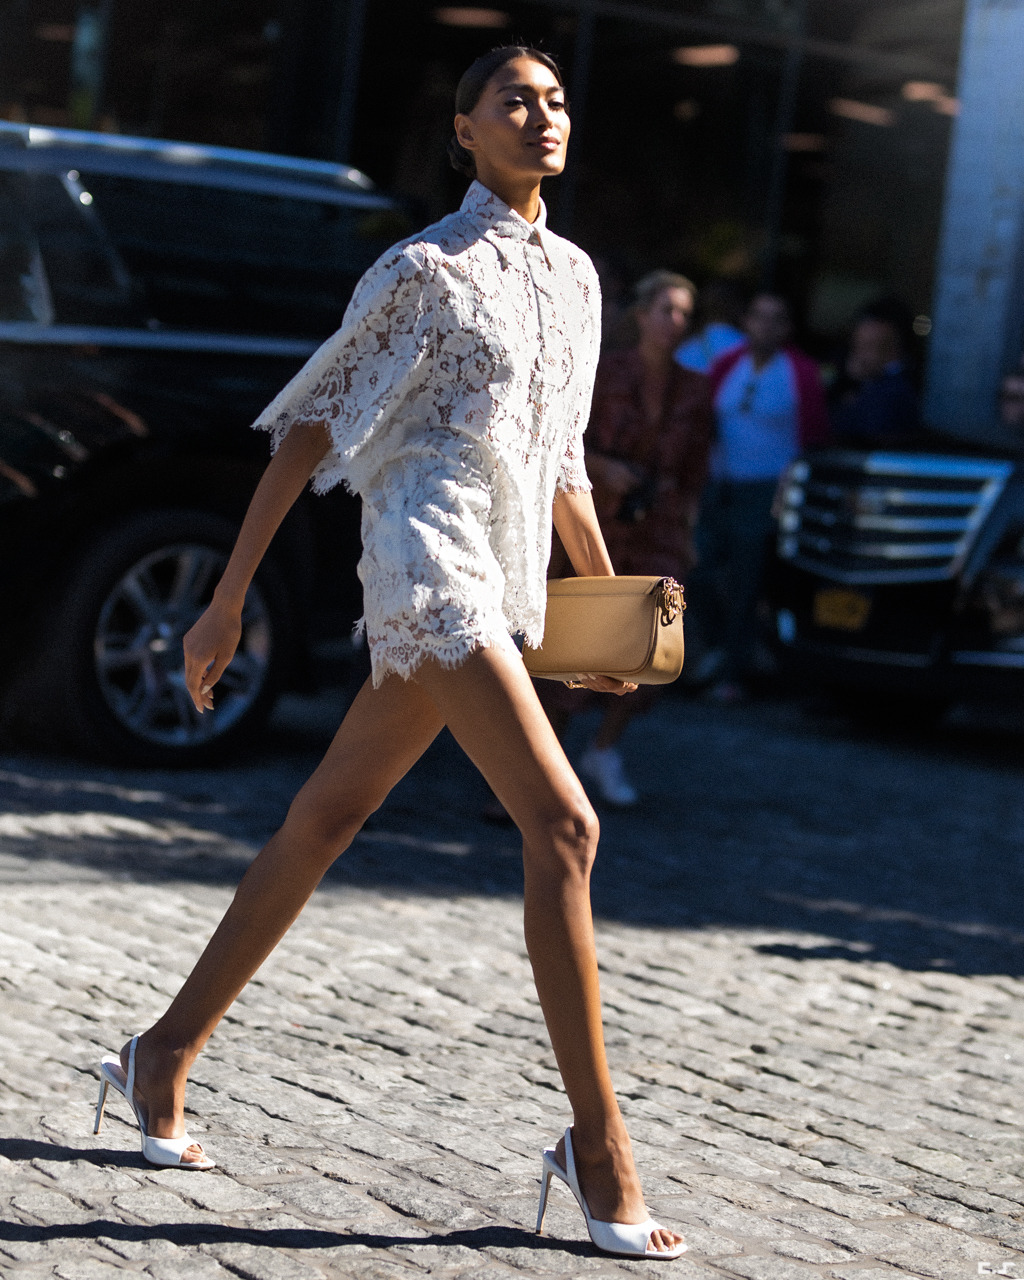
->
[[697, 294, 828, 701]]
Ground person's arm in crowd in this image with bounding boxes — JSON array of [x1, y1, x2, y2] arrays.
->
[[794, 351, 831, 447]]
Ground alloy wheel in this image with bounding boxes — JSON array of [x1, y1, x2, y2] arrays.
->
[[92, 543, 272, 749]]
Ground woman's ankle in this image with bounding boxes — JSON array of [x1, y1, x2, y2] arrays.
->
[[570, 1118, 633, 1165], [137, 1028, 201, 1074]]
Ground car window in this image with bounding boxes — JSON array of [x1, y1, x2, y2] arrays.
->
[[23, 173, 135, 325], [78, 174, 379, 337], [0, 173, 54, 324]]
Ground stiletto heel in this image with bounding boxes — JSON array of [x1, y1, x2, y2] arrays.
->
[[535, 1127, 686, 1260], [94, 1078, 109, 1135], [536, 1164, 553, 1234], [94, 1035, 214, 1170]]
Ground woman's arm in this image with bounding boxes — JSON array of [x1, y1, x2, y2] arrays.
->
[[547, 312, 635, 691], [183, 419, 331, 713], [552, 488, 615, 577], [551, 490, 637, 695]]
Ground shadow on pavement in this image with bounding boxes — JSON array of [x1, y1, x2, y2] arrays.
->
[[0, 1137, 143, 1167], [0, 1213, 579, 1259], [2, 695, 1024, 979]]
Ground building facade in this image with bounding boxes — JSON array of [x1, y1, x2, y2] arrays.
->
[[4, 0, 1019, 436]]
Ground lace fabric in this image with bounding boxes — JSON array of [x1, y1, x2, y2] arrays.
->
[[253, 180, 600, 685]]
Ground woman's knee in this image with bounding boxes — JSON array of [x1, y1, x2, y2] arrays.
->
[[525, 800, 600, 880], [281, 786, 377, 860]]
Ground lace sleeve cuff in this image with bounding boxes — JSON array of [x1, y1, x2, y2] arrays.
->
[[556, 453, 592, 495]]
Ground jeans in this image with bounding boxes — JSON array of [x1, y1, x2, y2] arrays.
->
[[690, 478, 778, 682]]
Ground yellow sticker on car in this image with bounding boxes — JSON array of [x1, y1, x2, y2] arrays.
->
[[813, 588, 872, 631]]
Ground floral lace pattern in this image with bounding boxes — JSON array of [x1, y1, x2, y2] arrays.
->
[[252, 181, 600, 685]]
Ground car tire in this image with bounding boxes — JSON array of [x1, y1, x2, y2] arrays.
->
[[18, 509, 293, 767]]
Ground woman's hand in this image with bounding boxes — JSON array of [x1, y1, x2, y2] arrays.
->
[[183, 599, 243, 713], [568, 675, 638, 696], [177, 420, 332, 715]]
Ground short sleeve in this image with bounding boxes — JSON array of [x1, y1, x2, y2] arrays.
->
[[251, 245, 436, 494], [556, 415, 592, 494], [555, 256, 601, 495]]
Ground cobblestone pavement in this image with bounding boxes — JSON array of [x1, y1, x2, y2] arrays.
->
[[2, 691, 1024, 1280]]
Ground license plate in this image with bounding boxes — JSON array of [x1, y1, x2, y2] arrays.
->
[[813, 587, 872, 631]]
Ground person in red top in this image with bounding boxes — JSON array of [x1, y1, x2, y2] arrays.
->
[[698, 293, 828, 701]]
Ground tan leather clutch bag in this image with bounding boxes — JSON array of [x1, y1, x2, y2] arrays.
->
[[523, 576, 685, 685]]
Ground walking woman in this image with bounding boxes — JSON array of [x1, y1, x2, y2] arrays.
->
[[94, 47, 686, 1260]]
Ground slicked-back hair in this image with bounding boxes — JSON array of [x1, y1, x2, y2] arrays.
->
[[447, 45, 564, 178]]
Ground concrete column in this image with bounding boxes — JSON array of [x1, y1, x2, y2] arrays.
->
[[924, 0, 1024, 437]]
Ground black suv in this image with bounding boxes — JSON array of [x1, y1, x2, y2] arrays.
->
[[768, 445, 1024, 714], [0, 123, 404, 764]]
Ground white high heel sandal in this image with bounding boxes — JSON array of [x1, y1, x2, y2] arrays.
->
[[536, 1127, 686, 1260], [94, 1035, 214, 1170]]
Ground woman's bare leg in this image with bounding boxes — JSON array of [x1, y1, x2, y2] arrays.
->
[[123, 673, 445, 1159], [125, 647, 680, 1249], [413, 648, 682, 1253]]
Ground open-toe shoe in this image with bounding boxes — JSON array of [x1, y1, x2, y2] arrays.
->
[[535, 1127, 685, 1259], [94, 1034, 214, 1170]]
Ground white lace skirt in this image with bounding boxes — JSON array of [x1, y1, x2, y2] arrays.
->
[[357, 444, 519, 687]]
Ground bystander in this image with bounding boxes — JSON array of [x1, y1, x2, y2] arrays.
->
[[696, 293, 829, 702], [830, 302, 920, 444]]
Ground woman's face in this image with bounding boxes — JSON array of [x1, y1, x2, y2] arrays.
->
[[636, 287, 694, 353], [455, 56, 569, 184]]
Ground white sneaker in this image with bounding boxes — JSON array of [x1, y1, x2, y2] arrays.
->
[[579, 745, 639, 807]]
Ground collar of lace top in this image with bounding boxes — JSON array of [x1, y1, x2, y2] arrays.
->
[[462, 180, 549, 248]]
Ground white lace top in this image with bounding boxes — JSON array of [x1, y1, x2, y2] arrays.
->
[[253, 180, 600, 685]]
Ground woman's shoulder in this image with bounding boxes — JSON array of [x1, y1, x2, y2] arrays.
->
[[347, 235, 452, 319], [364, 235, 443, 284], [387, 200, 501, 264], [362, 203, 516, 296]]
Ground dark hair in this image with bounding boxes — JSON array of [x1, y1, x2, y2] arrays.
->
[[855, 295, 915, 354], [447, 45, 564, 178]]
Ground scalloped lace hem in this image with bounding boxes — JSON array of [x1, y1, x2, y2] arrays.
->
[[556, 472, 594, 496], [369, 628, 519, 688], [251, 414, 359, 498]]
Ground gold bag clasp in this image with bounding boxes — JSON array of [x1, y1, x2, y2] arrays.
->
[[657, 577, 685, 626]]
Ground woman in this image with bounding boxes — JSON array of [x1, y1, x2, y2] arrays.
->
[[92, 47, 686, 1260], [569, 272, 713, 806]]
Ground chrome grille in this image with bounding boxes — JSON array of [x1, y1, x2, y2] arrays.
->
[[776, 452, 1013, 584]]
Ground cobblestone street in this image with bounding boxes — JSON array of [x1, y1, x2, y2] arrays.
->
[[2, 692, 1024, 1280]]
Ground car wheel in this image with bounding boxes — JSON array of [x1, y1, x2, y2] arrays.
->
[[25, 509, 293, 766]]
